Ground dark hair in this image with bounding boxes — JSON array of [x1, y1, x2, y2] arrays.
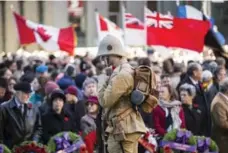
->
[[37, 76, 49, 96], [4, 60, 14, 68], [161, 74, 170, 80], [16, 60, 23, 71], [23, 65, 33, 73], [161, 84, 178, 101], [0, 77, 8, 89], [0, 68, 8, 77], [49, 54, 56, 61], [138, 58, 151, 66]]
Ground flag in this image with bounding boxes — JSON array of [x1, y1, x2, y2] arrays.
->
[[95, 12, 123, 43], [146, 10, 210, 52], [13, 12, 76, 55], [124, 13, 146, 46], [177, 5, 225, 52]]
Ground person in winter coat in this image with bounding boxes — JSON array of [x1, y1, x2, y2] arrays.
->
[[0, 82, 42, 148], [211, 79, 228, 153], [153, 84, 185, 137], [41, 89, 76, 144], [39, 81, 59, 115], [30, 76, 48, 107], [64, 85, 86, 132], [177, 62, 211, 136], [81, 96, 99, 153], [179, 83, 202, 135]]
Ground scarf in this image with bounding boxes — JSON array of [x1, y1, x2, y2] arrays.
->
[[159, 100, 182, 132]]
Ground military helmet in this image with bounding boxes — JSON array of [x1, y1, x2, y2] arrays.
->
[[97, 34, 127, 57]]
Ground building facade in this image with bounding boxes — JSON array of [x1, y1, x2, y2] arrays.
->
[[0, 1, 227, 54]]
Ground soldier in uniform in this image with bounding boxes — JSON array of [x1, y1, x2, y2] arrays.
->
[[97, 34, 147, 153]]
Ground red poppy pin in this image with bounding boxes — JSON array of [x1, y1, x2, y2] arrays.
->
[[64, 117, 69, 122], [193, 104, 199, 108], [27, 103, 33, 109]]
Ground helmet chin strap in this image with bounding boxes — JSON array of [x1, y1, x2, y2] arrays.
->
[[100, 56, 110, 67]]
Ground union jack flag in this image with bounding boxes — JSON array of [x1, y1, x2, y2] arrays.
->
[[125, 13, 144, 29], [146, 11, 173, 29]]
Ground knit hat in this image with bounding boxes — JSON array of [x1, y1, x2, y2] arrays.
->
[[65, 85, 77, 96], [87, 96, 99, 105], [75, 73, 87, 89], [14, 82, 32, 93], [45, 81, 59, 95], [50, 89, 66, 103], [36, 65, 48, 73]]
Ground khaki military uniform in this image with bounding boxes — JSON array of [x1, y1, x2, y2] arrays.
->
[[98, 61, 147, 153]]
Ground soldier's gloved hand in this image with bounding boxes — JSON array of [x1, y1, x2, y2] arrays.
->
[[105, 67, 113, 76]]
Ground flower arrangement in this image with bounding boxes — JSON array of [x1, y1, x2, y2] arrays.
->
[[47, 132, 87, 153], [160, 129, 197, 153], [196, 136, 219, 153], [12, 141, 49, 153], [138, 131, 157, 153], [0, 144, 11, 153]]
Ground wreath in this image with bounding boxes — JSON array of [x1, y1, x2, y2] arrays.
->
[[0, 144, 11, 153], [138, 130, 158, 153], [12, 141, 49, 153], [160, 129, 197, 153], [47, 132, 87, 153], [195, 136, 219, 153]]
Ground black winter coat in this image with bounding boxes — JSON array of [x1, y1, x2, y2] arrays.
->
[[177, 76, 211, 136], [0, 98, 42, 148], [182, 104, 202, 135], [65, 101, 86, 132], [41, 109, 76, 144]]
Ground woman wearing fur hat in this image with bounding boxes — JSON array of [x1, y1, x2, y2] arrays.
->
[[80, 96, 99, 153], [41, 89, 76, 144]]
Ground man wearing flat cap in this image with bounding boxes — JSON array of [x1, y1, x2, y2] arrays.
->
[[0, 82, 42, 148]]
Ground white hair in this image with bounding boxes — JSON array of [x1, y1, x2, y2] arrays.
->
[[202, 70, 213, 82]]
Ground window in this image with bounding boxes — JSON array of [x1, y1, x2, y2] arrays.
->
[[38, 1, 44, 23], [109, 1, 119, 12], [147, 1, 157, 11], [108, 1, 120, 26], [19, 1, 24, 15]]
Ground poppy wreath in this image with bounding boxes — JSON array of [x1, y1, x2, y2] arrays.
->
[[47, 132, 87, 153], [12, 141, 49, 153], [138, 131, 157, 153], [0, 144, 11, 153], [195, 136, 219, 153], [160, 129, 197, 153]]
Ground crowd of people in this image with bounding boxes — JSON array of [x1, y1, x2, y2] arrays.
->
[[0, 40, 227, 153]]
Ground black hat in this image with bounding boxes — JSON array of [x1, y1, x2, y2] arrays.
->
[[50, 89, 66, 103], [14, 82, 32, 93]]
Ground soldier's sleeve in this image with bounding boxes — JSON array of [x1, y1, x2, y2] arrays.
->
[[98, 72, 134, 108], [33, 108, 43, 142]]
